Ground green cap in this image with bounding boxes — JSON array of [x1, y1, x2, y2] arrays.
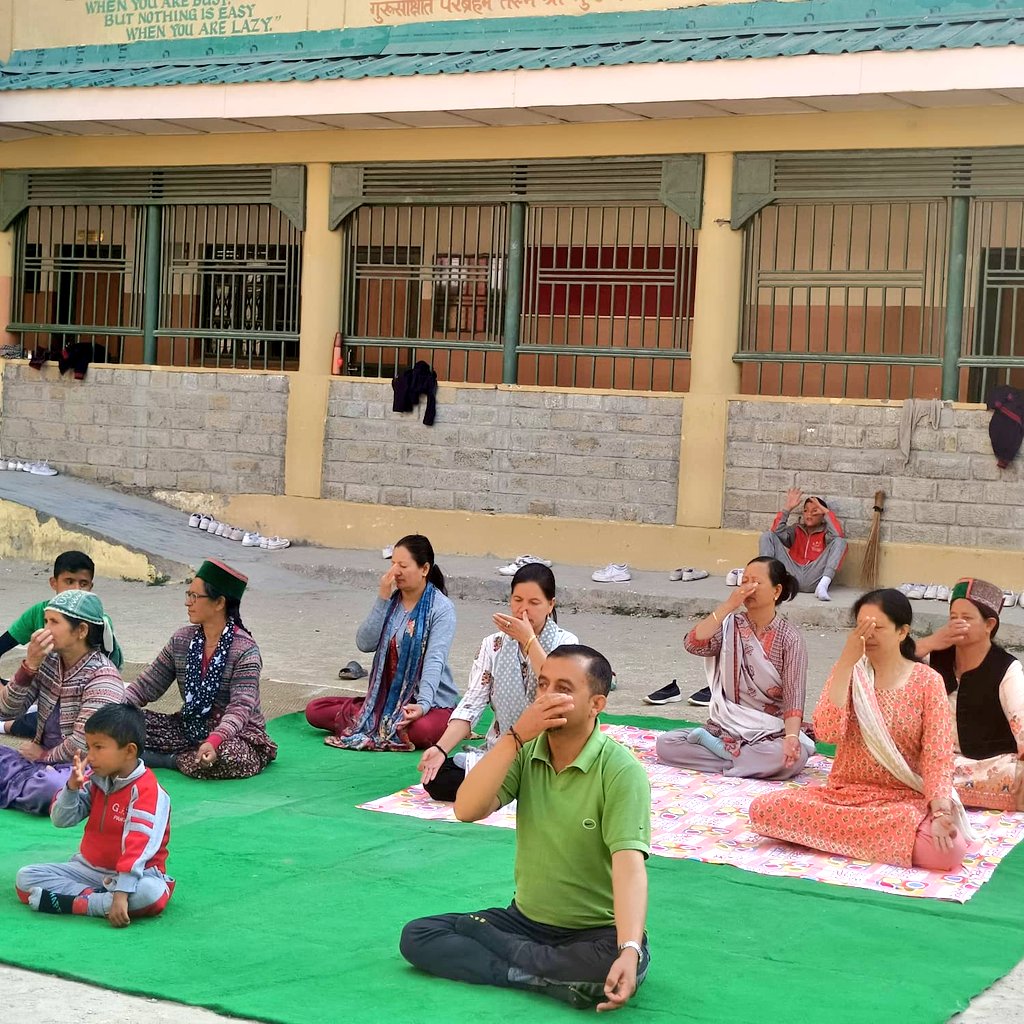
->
[[46, 590, 106, 625], [195, 559, 248, 601]]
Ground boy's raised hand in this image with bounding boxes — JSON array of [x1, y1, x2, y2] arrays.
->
[[68, 752, 88, 792]]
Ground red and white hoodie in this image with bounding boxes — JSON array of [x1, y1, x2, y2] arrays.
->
[[51, 760, 171, 893]]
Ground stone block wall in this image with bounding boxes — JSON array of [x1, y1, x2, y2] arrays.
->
[[0, 363, 288, 494], [724, 400, 1019, 549], [322, 382, 683, 524]]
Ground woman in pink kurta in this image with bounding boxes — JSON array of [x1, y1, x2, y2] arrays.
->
[[750, 588, 971, 870]]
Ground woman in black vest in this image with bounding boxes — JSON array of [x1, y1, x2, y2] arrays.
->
[[916, 577, 1024, 811]]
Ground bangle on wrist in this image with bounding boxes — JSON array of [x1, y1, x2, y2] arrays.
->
[[431, 743, 448, 758], [711, 610, 719, 624], [524, 635, 537, 656], [509, 727, 524, 751]]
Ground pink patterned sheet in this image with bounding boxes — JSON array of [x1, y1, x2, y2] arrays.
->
[[358, 723, 1024, 902]]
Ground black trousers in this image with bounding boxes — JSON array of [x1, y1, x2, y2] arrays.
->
[[422, 758, 465, 802], [5, 713, 37, 739], [400, 902, 649, 1005]]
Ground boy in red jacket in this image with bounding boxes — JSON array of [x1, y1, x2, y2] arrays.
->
[[16, 703, 173, 926], [759, 489, 847, 602]]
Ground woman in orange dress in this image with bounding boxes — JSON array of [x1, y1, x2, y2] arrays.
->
[[749, 588, 973, 870]]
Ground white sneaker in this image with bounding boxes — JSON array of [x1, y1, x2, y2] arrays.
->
[[188, 513, 202, 528], [382, 545, 394, 559], [898, 583, 914, 595], [726, 569, 741, 587], [267, 536, 291, 550], [242, 532, 263, 547], [228, 527, 244, 542], [923, 584, 939, 600], [592, 563, 631, 583], [203, 519, 219, 533], [259, 537, 270, 549], [1018, 592, 1024, 609], [215, 522, 228, 537], [905, 584, 927, 600], [1003, 590, 1016, 608], [498, 554, 553, 576], [935, 586, 950, 602], [199, 515, 213, 531], [681, 568, 709, 582]]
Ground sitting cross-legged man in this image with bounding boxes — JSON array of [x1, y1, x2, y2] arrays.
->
[[400, 644, 651, 1012]]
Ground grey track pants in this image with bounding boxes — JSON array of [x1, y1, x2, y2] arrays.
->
[[16, 855, 173, 918], [758, 532, 848, 592]]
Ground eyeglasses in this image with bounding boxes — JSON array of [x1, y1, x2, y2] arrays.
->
[[184, 591, 211, 604]]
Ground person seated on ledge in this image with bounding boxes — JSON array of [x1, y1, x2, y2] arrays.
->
[[400, 645, 651, 1012], [759, 487, 847, 603], [418, 563, 578, 802], [749, 589, 975, 872], [0, 550, 123, 739], [916, 577, 1024, 811], [306, 534, 458, 751], [656, 557, 813, 780], [0, 590, 124, 815], [127, 560, 278, 779], [16, 703, 173, 926]]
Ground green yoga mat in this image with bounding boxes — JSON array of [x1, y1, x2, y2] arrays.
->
[[0, 711, 1021, 1024]]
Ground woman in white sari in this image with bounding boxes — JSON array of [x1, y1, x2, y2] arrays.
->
[[656, 557, 813, 779]]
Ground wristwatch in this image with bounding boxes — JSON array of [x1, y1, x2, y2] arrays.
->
[[618, 940, 643, 959]]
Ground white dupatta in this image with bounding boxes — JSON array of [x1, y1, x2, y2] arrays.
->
[[851, 657, 976, 843], [707, 613, 812, 752]]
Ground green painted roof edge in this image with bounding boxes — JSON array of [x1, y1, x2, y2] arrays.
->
[[5, 0, 1023, 70]]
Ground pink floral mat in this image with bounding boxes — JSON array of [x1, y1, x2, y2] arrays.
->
[[358, 723, 1024, 902]]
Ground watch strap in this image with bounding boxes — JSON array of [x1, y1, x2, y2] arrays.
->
[[618, 940, 643, 959]]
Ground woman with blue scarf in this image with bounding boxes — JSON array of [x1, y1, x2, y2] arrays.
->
[[306, 535, 458, 751]]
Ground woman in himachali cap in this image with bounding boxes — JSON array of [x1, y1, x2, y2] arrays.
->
[[916, 578, 1024, 811], [0, 590, 124, 814], [126, 559, 278, 779]]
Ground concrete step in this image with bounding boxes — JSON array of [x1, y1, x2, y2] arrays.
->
[[1, 468, 1021, 648]]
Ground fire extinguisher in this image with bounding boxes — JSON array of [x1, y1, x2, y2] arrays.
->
[[332, 332, 342, 375]]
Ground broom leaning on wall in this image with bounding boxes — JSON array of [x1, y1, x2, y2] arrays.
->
[[860, 491, 885, 590]]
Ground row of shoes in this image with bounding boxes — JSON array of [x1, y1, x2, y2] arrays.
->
[[0, 459, 57, 476], [898, 583, 951, 601], [187, 513, 291, 550], [497, 554, 552, 576]]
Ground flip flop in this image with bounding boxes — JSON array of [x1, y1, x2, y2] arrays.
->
[[338, 660, 366, 681]]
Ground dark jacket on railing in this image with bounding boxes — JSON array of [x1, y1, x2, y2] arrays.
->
[[392, 360, 438, 426]]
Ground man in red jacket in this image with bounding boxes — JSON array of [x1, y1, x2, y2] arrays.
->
[[15, 703, 173, 926], [759, 488, 847, 602]]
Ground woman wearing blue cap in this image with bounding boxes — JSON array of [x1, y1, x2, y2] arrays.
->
[[0, 590, 124, 814]]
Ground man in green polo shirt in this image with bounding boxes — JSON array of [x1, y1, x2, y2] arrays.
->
[[400, 644, 651, 1011]]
